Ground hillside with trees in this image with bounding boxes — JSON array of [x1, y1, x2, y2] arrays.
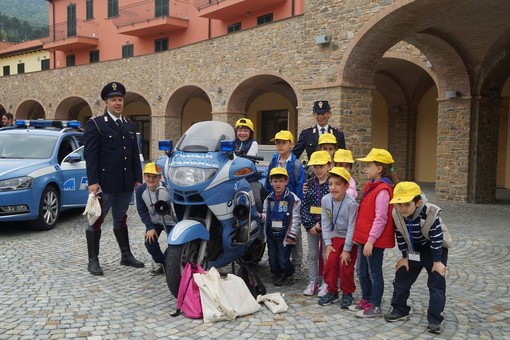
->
[[0, 0, 49, 42]]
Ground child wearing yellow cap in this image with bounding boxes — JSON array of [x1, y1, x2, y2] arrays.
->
[[318, 167, 359, 308], [333, 148, 357, 199], [317, 133, 337, 159], [261, 167, 302, 286], [234, 118, 258, 156], [351, 148, 398, 318], [385, 182, 451, 334], [300, 151, 331, 297], [265, 130, 306, 277], [135, 162, 176, 275]]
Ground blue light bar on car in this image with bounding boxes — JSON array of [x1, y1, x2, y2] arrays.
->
[[64, 121, 81, 128], [220, 140, 235, 152], [13, 120, 81, 129], [158, 140, 173, 151]]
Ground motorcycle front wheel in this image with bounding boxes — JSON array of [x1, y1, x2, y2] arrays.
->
[[165, 240, 202, 298]]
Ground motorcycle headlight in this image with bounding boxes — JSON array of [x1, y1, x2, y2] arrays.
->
[[168, 167, 217, 187], [0, 176, 34, 191]]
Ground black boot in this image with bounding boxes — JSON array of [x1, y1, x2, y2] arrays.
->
[[113, 228, 145, 268], [86, 229, 104, 276]]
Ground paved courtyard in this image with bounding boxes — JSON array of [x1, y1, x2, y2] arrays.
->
[[1, 184, 509, 339]]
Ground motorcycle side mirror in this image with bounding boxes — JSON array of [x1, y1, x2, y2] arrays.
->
[[159, 140, 173, 157], [154, 200, 171, 215]]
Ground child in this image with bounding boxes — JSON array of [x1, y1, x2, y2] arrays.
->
[[135, 162, 176, 275], [261, 167, 302, 286], [384, 182, 449, 334], [234, 118, 258, 156], [265, 130, 306, 276], [300, 151, 331, 297], [318, 133, 337, 160], [350, 148, 398, 317], [333, 149, 357, 200], [318, 167, 359, 308]]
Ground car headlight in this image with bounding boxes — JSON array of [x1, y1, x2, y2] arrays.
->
[[0, 176, 34, 191], [168, 167, 216, 187]]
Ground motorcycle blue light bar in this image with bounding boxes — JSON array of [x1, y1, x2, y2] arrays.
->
[[159, 140, 173, 151], [220, 140, 235, 152]]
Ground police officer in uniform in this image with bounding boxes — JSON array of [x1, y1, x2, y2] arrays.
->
[[292, 101, 346, 160], [84, 81, 144, 276]]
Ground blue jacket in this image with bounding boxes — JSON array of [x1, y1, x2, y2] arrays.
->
[[265, 152, 305, 199]]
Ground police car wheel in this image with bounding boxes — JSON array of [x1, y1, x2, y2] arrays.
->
[[31, 186, 60, 231]]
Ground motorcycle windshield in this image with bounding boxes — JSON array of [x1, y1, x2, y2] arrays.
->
[[176, 121, 235, 152]]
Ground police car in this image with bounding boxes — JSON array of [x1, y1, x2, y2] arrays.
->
[[0, 120, 88, 230]]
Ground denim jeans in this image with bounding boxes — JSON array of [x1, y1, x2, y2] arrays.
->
[[357, 244, 385, 306], [267, 229, 294, 276], [144, 223, 165, 264]]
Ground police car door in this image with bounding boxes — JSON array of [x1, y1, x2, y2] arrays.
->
[[60, 145, 88, 207]]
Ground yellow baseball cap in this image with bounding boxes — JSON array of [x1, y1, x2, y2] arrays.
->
[[357, 148, 394, 164], [308, 151, 331, 166], [318, 133, 337, 145], [144, 162, 162, 175], [390, 182, 421, 204], [328, 167, 351, 182], [334, 149, 354, 164], [270, 130, 294, 143], [235, 118, 254, 132], [269, 167, 289, 177]]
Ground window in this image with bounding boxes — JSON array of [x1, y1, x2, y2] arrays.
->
[[17, 63, 25, 74], [227, 22, 241, 33], [108, 0, 118, 18], [86, 0, 94, 20], [261, 110, 288, 144], [257, 13, 273, 25], [154, 38, 168, 52], [155, 0, 169, 17], [66, 54, 76, 67], [41, 59, 50, 70], [3, 65, 10, 76], [67, 3, 77, 37], [89, 50, 100, 63], [122, 44, 134, 58]]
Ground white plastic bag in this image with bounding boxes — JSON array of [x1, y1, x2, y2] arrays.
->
[[83, 193, 101, 225], [194, 267, 260, 323], [257, 293, 288, 314]]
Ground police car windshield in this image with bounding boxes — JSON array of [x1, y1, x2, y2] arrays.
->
[[176, 121, 235, 152], [0, 134, 58, 159]]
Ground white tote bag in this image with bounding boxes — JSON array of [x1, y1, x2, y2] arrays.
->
[[257, 293, 288, 314], [194, 267, 260, 323], [82, 193, 101, 225]]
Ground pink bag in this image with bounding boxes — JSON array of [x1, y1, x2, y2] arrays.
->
[[171, 262, 205, 319]]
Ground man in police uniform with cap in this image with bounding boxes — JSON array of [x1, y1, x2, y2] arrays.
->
[[84, 81, 144, 276], [293, 101, 346, 160]]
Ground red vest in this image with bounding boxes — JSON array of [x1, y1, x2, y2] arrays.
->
[[353, 179, 395, 248]]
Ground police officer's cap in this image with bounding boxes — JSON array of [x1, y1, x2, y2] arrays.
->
[[101, 82, 126, 101], [313, 100, 331, 114]]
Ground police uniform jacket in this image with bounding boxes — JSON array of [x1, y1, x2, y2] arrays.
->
[[84, 113, 143, 193], [292, 126, 346, 159]]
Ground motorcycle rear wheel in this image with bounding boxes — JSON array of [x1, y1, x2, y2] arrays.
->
[[165, 240, 202, 298]]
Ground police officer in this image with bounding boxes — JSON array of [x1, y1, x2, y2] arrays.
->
[[292, 101, 346, 160], [84, 81, 144, 276]]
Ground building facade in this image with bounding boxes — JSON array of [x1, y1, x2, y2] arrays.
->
[[1, 0, 510, 203]]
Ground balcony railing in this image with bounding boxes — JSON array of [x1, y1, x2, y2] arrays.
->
[[40, 19, 99, 43], [194, 0, 226, 11], [112, 0, 189, 28]]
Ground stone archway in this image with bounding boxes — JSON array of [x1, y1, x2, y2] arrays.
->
[[16, 100, 46, 120]]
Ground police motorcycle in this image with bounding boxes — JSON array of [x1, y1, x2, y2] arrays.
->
[[156, 121, 265, 298]]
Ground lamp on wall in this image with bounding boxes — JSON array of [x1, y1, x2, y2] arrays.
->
[[156, 95, 162, 100], [315, 34, 330, 45], [213, 86, 222, 93], [445, 90, 459, 99]]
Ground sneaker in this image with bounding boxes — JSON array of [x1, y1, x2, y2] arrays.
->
[[317, 283, 329, 298], [427, 323, 442, 334], [150, 263, 164, 275], [273, 274, 284, 286], [356, 303, 382, 318], [303, 281, 318, 296], [384, 309, 411, 322], [318, 292, 339, 306], [348, 298, 369, 312], [283, 275, 296, 286], [340, 294, 353, 309]]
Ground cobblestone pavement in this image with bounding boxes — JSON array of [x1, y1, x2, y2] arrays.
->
[[1, 184, 509, 339]]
